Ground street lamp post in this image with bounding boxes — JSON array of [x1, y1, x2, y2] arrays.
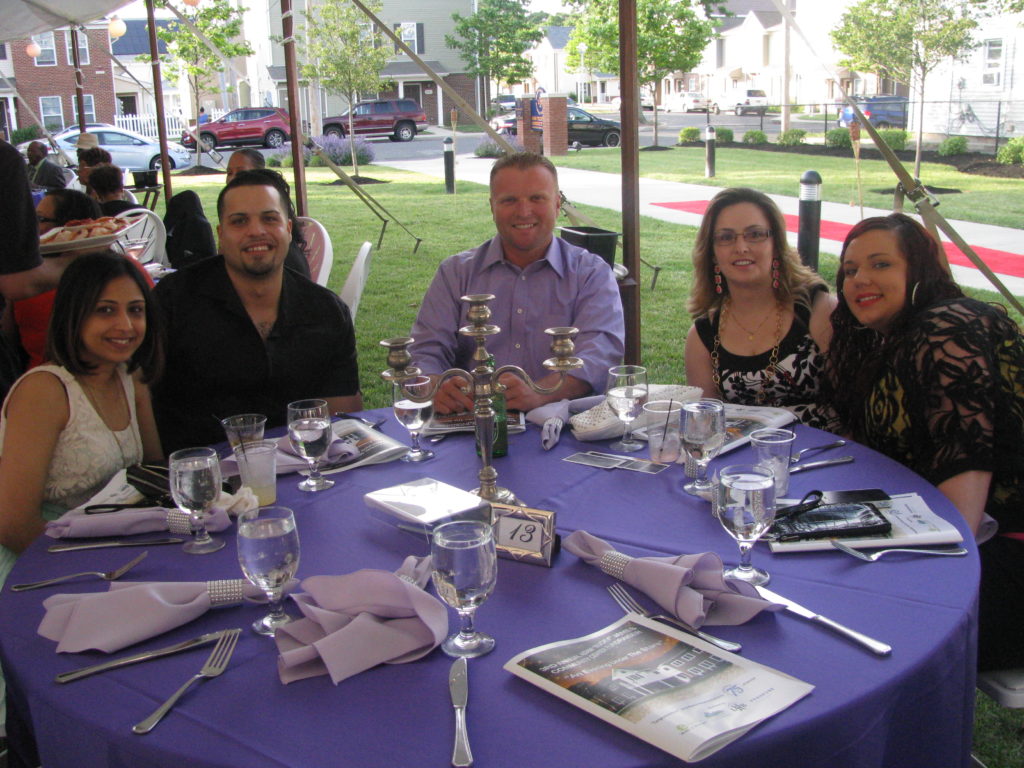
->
[[577, 42, 588, 104]]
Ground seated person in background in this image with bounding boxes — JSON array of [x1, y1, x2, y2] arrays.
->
[[88, 163, 143, 217], [410, 152, 624, 413], [3, 189, 103, 369], [68, 139, 139, 206], [153, 168, 361, 453], [822, 213, 1024, 671], [0, 251, 163, 580], [684, 187, 836, 426], [226, 149, 310, 278], [163, 190, 216, 269], [26, 141, 67, 192]]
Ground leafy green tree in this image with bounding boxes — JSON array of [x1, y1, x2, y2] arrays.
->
[[564, 0, 714, 145], [446, 0, 543, 103], [147, 0, 253, 164], [302, 0, 391, 177], [831, 0, 980, 176]]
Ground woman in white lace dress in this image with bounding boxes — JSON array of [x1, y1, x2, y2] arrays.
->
[[0, 251, 163, 581]]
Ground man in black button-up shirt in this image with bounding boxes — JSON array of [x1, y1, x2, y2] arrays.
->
[[152, 169, 361, 453]]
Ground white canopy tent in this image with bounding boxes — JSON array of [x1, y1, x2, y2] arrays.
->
[[0, 0, 132, 42]]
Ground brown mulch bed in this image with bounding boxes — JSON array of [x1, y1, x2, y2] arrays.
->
[[673, 141, 1023, 179]]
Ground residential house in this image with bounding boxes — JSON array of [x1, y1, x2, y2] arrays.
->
[[919, 10, 1022, 148], [242, 0, 478, 130], [108, 18, 188, 132], [1, 24, 118, 138]]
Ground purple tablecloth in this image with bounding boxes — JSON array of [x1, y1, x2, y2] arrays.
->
[[0, 412, 978, 768]]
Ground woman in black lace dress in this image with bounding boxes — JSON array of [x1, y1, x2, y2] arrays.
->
[[824, 213, 1024, 670], [684, 188, 836, 426]]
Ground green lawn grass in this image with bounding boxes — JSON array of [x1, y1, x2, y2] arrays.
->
[[545, 145, 1024, 229], [161, 164, 1022, 766]]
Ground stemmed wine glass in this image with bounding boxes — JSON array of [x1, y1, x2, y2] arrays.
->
[[431, 520, 498, 658], [681, 398, 726, 496], [393, 375, 435, 462], [715, 463, 776, 586], [169, 446, 224, 555], [605, 365, 648, 453], [237, 506, 300, 636], [287, 399, 334, 492]]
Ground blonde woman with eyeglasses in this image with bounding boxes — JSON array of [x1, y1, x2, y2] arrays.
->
[[684, 188, 836, 425]]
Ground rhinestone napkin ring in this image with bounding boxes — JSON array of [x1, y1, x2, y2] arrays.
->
[[599, 551, 631, 581], [165, 509, 194, 535], [207, 579, 246, 606]]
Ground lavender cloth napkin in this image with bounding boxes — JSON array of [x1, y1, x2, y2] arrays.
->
[[564, 530, 782, 627], [275, 555, 448, 685], [44, 506, 232, 539], [526, 400, 570, 450], [38, 579, 265, 653]]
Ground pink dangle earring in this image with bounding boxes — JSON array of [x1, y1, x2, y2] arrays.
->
[[771, 258, 780, 290], [714, 263, 723, 294]]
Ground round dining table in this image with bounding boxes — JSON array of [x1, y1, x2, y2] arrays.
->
[[0, 412, 979, 768]]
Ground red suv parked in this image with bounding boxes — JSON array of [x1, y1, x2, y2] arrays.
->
[[182, 107, 291, 150], [322, 99, 428, 142]]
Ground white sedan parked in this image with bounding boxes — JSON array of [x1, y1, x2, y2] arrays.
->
[[20, 124, 192, 171], [664, 92, 710, 113]]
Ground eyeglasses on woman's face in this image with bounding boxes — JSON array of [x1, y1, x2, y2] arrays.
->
[[712, 227, 772, 246]]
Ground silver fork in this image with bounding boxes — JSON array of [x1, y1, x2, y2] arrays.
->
[[790, 440, 847, 464], [831, 539, 969, 562], [607, 583, 742, 653], [132, 628, 241, 734], [10, 551, 148, 592]]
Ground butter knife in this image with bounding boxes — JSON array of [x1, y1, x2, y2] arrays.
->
[[449, 657, 473, 767], [48, 537, 184, 552], [55, 629, 229, 683], [755, 585, 892, 656], [789, 456, 855, 474]]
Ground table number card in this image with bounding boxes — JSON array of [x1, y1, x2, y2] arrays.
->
[[492, 503, 558, 567]]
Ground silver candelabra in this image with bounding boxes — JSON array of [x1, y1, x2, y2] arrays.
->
[[381, 293, 583, 508]]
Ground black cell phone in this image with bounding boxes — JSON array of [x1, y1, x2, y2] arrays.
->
[[769, 502, 892, 542]]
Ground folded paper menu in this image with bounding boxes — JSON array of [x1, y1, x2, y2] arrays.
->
[[505, 615, 813, 763]]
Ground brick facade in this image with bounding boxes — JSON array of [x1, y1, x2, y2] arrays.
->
[[11, 27, 117, 132]]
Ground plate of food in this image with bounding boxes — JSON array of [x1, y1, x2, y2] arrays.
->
[[39, 216, 140, 255]]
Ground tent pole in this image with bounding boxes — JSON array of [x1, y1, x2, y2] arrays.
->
[[146, 0, 173, 204]]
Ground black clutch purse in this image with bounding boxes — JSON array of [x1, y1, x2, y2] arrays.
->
[[125, 463, 174, 507], [768, 501, 892, 542]]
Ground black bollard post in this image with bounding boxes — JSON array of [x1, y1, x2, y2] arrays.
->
[[705, 125, 716, 178], [443, 137, 455, 194], [798, 170, 822, 270]]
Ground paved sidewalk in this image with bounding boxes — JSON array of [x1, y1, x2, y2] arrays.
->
[[379, 152, 1024, 297]]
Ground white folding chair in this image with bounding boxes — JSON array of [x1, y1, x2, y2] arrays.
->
[[297, 216, 333, 287], [117, 208, 168, 266], [338, 241, 373, 320]]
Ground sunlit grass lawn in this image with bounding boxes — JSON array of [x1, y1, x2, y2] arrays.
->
[[545, 145, 1024, 229], [164, 163, 1022, 767]]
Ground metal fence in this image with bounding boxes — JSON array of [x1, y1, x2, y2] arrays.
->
[[691, 99, 1018, 156]]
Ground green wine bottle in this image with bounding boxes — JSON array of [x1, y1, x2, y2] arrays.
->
[[476, 356, 508, 457]]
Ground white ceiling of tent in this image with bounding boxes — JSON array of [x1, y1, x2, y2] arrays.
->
[[1, 0, 134, 42]]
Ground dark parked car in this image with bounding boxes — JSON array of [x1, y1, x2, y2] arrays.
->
[[838, 95, 909, 129], [322, 99, 428, 142], [489, 106, 621, 148], [183, 107, 291, 150]]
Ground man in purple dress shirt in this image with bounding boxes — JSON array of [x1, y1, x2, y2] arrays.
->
[[409, 152, 624, 413]]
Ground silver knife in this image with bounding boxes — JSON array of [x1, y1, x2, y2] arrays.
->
[[55, 629, 229, 683], [47, 537, 184, 552], [789, 456, 855, 474], [755, 585, 892, 656], [449, 657, 473, 767]]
